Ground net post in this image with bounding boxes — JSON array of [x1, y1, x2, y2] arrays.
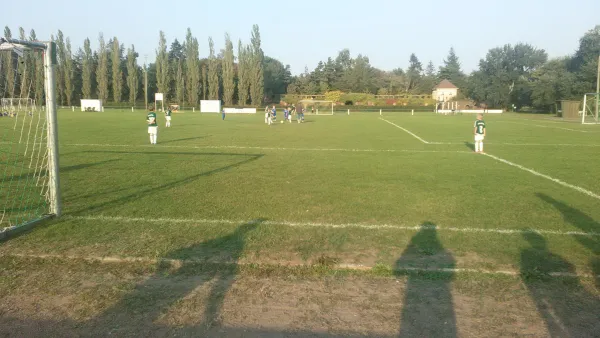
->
[[582, 94, 587, 124], [44, 41, 61, 217], [595, 55, 600, 123]]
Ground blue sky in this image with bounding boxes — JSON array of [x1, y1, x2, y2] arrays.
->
[[4, 0, 599, 75]]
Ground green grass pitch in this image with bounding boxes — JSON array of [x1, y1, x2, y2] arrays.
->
[[0, 109, 598, 276]]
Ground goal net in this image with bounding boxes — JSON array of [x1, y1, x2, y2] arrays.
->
[[0, 37, 60, 238], [582, 93, 599, 124], [297, 99, 334, 115]]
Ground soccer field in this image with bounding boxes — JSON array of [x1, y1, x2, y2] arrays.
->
[[1, 109, 599, 336]]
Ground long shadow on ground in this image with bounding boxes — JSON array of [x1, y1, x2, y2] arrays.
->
[[520, 230, 600, 336], [395, 223, 457, 338], [86, 219, 263, 336], [70, 151, 264, 215]]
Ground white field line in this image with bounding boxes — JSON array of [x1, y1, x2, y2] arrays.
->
[[63, 215, 600, 237], [500, 120, 588, 133], [483, 153, 600, 200], [2, 253, 598, 278], [5, 141, 599, 148], [378, 118, 430, 144], [63, 143, 470, 154]]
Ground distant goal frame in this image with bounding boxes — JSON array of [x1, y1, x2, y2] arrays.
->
[[581, 93, 600, 125], [0, 37, 61, 238], [297, 99, 334, 115]]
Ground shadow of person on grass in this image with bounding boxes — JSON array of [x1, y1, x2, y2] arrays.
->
[[520, 231, 600, 337], [70, 151, 264, 215], [463, 141, 475, 152], [88, 219, 263, 336], [395, 223, 456, 338], [536, 193, 600, 288]]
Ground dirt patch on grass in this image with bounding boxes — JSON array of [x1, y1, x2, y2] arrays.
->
[[2, 257, 598, 337]]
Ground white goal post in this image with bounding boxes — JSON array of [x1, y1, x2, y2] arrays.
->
[[297, 99, 334, 115], [582, 93, 599, 124], [0, 37, 61, 237]]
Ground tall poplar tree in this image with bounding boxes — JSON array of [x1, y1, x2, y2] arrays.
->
[[155, 31, 169, 98], [111, 37, 123, 102], [96, 33, 109, 103], [184, 28, 200, 106], [207, 37, 219, 100], [126, 44, 139, 105], [222, 33, 235, 105]]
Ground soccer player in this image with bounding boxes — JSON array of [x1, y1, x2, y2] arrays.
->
[[287, 107, 293, 123], [165, 107, 172, 127], [271, 105, 277, 122], [222, 108, 226, 120], [473, 113, 486, 153], [147, 107, 158, 144], [283, 107, 289, 122], [265, 106, 269, 124]]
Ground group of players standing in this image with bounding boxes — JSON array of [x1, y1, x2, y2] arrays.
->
[[265, 105, 305, 125]]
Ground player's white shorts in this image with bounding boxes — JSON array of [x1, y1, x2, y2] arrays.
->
[[474, 134, 484, 141], [148, 126, 158, 134], [166, 116, 171, 121]]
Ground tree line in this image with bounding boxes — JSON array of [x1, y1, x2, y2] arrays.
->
[[1, 24, 290, 107], [1, 25, 599, 110], [288, 25, 600, 110]]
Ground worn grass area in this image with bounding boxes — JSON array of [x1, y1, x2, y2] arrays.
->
[[1, 109, 599, 335]]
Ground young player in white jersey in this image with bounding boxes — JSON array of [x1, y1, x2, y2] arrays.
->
[[147, 107, 158, 144], [265, 106, 269, 124], [473, 113, 486, 153], [287, 106, 293, 123], [165, 108, 172, 127]]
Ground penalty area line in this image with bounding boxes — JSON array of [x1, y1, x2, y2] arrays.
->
[[63, 215, 600, 237], [63, 143, 470, 154], [378, 118, 430, 144], [483, 153, 600, 200]]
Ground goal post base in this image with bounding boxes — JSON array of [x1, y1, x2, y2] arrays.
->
[[0, 215, 55, 241]]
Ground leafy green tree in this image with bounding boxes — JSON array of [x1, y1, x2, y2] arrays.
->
[[530, 58, 575, 110], [570, 25, 600, 95], [222, 33, 235, 105], [341, 55, 377, 93], [207, 37, 219, 100], [155, 31, 169, 98], [249, 24, 264, 105], [264, 56, 291, 100], [469, 44, 547, 109], [184, 28, 200, 106], [96, 33, 109, 103], [417, 61, 437, 93], [126, 45, 139, 104]]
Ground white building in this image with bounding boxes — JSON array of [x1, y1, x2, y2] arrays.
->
[[432, 80, 458, 102]]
